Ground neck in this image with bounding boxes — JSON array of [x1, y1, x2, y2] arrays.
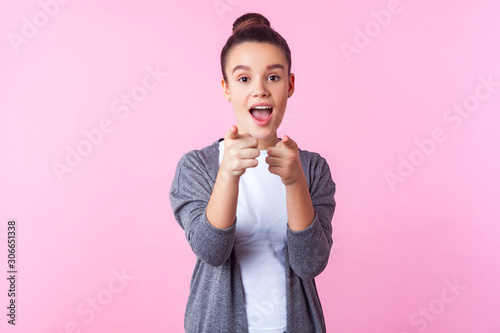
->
[[235, 124, 280, 150], [256, 134, 280, 150]]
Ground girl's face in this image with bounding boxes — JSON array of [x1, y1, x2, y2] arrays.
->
[[222, 42, 295, 149]]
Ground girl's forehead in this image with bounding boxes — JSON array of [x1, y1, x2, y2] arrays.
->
[[227, 42, 287, 70], [230, 41, 283, 56]]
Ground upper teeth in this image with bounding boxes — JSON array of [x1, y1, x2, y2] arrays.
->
[[252, 106, 271, 109]]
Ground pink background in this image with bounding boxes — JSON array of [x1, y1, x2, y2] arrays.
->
[[1, 0, 499, 332]]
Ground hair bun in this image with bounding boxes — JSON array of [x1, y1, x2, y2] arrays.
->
[[232, 13, 270, 33]]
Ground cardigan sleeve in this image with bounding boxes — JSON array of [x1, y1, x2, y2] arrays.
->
[[169, 149, 236, 267], [287, 152, 336, 280]]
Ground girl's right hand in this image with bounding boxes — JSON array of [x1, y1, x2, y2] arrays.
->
[[220, 125, 260, 178]]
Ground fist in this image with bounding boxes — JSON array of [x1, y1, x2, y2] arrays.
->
[[266, 135, 304, 186], [220, 125, 260, 178]]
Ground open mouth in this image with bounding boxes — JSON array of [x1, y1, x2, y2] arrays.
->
[[249, 105, 273, 125]]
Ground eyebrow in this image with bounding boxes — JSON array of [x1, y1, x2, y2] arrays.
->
[[232, 64, 284, 74]]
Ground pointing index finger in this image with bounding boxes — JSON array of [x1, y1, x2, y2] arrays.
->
[[281, 135, 296, 149], [226, 125, 239, 140]]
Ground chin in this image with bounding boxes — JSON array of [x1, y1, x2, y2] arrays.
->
[[247, 126, 275, 139]]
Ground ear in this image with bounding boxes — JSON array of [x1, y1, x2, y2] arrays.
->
[[222, 78, 230, 100], [287, 73, 295, 98]]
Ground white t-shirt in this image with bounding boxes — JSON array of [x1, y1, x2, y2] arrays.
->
[[219, 140, 287, 333]]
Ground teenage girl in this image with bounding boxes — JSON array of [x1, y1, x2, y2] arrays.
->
[[170, 12, 336, 333]]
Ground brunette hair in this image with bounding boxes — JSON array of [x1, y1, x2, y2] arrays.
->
[[220, 13, 292, 82]]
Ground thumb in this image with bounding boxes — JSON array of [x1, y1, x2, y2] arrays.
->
[[226, 125, 239, 140]]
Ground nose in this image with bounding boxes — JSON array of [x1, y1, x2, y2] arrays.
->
[[252, 78, 269, 98]]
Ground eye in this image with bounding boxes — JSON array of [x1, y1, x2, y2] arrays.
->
[[268, 75, 280, 81], [238, 76, 249, 83]]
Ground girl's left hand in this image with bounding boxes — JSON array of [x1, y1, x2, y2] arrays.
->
[[266, 135, 305, 186]]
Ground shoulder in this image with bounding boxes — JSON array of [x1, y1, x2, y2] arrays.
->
[[298, 147, 335, 190], [298, 147, 325, 163], [177, 139, 222, 170], [298, 147, 330, 172], [171, 139, 223, 194]]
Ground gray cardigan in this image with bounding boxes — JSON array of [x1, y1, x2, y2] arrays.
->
[[169, 138, 336, 333]]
